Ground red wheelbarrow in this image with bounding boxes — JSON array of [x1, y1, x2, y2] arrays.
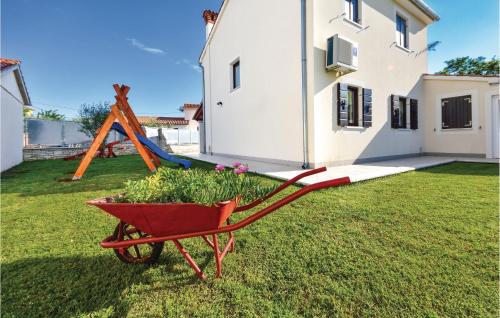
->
[[88, 167, 350, 280]]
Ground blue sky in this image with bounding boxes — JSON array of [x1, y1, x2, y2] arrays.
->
[[2, 0, 498, 119], [426, 0, 498, 72]]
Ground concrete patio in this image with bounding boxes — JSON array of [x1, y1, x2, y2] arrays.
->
[[185, 153, 498, 185]]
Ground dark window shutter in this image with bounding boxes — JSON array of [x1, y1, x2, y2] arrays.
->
[[410, 99, 418, 129], [441, 99, 450, 128], [441, 95, 472, 129], [338, 83, 348, 127], [362, 88, 372, 128], [463, 96, 472, 128], [391, 94, 400, 128]]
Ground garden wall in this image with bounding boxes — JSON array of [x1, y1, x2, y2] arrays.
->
[[23, 142, 199, 161]]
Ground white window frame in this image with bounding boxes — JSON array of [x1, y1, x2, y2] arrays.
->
[[485, 91, 499, 158], [399, 97, 408, 129], [230, 58, 240, 92], [344, 0, 362, 25], [395, 10, 410, 51], [346, 85, 361, 127]]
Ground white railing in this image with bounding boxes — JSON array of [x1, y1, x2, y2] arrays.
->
[[144, 127, 199, 145]]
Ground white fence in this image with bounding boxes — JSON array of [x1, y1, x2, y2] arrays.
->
[[25, 119, 199, 146]]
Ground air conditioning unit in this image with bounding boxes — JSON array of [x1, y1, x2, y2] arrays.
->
[[326, 34, 358, 74]]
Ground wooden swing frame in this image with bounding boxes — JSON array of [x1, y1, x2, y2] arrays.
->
[[72, 84, 160, 180]]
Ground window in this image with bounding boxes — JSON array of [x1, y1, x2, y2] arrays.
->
[[345, 0, 360, 23], [396, 14, 408, 49], [398, 97, 407, 128], [441, 95, 472, 129], [231, 60, 240, 90], [347, 86, 359, 126], [338, 83, 364, 127], [391, 95, 413, 129]]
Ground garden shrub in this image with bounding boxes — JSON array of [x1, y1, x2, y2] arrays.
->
[[116, 163, 277, 206]]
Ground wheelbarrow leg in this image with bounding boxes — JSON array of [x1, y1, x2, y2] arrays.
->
[[213, 235, 222, 278], [229, 231, 235, 252], [183, 231, 236, 279], [172, 240, 206, 280], [227, 219, 235, 252]]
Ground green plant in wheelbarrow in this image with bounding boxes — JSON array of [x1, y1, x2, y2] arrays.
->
[[88, 163, 350, 279], [115, 163, 276, 206]]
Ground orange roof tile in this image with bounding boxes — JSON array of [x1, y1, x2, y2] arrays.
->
[[0, 58, 20, 71], [183, 103, 201, 109]]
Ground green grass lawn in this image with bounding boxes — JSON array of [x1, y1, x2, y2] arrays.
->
[[1, 155, 498, 317]]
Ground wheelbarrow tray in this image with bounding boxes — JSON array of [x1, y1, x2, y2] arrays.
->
[[88, 198, 238, 237]]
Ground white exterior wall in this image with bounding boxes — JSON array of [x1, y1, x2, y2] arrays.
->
[[1, 68, 25, 172], [183, 107, 197, 120], [183, 107, 200, 131], [311, 0, 429, 166], [201, 0, 303, 164], [422, 77, 499, 157]]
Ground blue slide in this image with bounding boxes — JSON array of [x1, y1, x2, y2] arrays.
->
[[111, 122, 192, 169]]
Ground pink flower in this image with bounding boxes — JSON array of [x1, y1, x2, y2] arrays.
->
[[215, 164, 225, 172], [238, 165, 249, 173], [233, 168, 244, 175], [233, 164, 249, 175], [232, 162, 242, 168]]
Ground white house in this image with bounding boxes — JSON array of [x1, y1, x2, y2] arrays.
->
[[137, 103, 201, 130], [198, 0, 499, 168], [1, 58, 31, 172], [181, 103, 201, 131]]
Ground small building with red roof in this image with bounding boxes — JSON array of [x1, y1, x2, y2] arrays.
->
[[136, 103, 201, 131]]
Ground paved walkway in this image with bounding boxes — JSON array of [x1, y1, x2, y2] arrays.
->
[[185, 153, 498, 185]]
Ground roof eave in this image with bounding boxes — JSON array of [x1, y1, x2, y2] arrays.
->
[[423, 74, 500, 83], [409, 0, 440, 21], [8, 65, 32, 106]]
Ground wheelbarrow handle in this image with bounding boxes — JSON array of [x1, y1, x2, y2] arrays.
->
[[229, 176, 351, 231], [235, 166, 328, 212]]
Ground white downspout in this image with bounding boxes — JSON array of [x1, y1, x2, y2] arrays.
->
[[200, 64, 207, 154], [300, 0, 310, 169]]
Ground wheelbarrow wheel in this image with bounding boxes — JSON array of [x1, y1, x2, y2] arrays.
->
[[112, 223, 164, 265]]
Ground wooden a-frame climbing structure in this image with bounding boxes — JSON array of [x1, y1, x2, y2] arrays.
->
[[72, 84, 160, 180]]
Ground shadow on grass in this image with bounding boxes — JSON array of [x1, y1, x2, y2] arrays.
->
[[419, 162, 499, 177], [0, 155, 214, 197], [1, 249, 213, 317], [2, 255, 141, 317]]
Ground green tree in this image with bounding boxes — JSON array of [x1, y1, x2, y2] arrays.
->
[[438, 56, 499, 76], [23, 106, 34, 117], [36, 109, 65, 120], [76, 102, 110, 139]]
